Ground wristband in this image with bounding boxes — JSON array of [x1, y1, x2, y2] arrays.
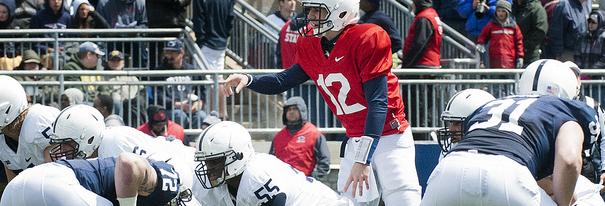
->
[[353, 136, 374, 164], [117, 196, 137, 206], [244, 74, 253, 87]]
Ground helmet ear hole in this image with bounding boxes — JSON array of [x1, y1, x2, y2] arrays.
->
[[87, 136, 94, 144], [339, 11, 347, 18]]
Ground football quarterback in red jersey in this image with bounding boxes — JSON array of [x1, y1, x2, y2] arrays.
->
[[222, 0, 421, 205]]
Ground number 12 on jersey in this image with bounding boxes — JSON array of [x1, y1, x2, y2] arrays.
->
[[316, 73, 366, 115], [468, 98, 537, 135]]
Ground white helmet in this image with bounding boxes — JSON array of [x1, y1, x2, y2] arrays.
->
[[298, 0, 359, 36], [0, 75, 28, 130], [437, 89, 495, 153], [194, 121, 255, 189], [49, 104, 105, 160], [518, 59, 581, 99]]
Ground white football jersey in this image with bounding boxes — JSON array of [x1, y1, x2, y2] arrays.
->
[[193, 153, 352, 206], [97, 126, 199, 205], [0, 104, 59, 170]]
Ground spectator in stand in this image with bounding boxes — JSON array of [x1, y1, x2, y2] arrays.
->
[[434, 0, 467, 36], [12, 0, 44, 29], [70, 0, 110, 29], [574, 11, 605, 71], [93, 93, 125, 127], [269, 97, 331, 179], [145, 0, 190, 68], [60, 88, 84, 109], [64, 41, 109, 101], [97, 0, 147, 67], [400, 0, 442, 68], [97, 0, 146, 28], [276, 14, 304, 69], [150, 40, 207, 129], [30, 0, 70, 29], [457, 0, 504, 41], [512, 0, 547, 66], [266, 0, 296, 35], [14, 50, 58, 106], [399, 0, 443, 130], [137, 105, 185, 142], [359, 0, 402, 54], [0, 0, 16, 29], [542, 0, 589, 61], [476, 0, 524, 68], [105, 50, 142, 116], [146, 0, 189, 28], [192, 0, 235, 120]]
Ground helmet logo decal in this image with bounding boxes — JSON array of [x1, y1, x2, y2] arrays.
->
[[531, 60, 548, 91]]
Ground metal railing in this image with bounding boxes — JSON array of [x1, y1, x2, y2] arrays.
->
[[8, 68, 605, 140], [11, 68, 604, 140], [227, 0, 280, 69]]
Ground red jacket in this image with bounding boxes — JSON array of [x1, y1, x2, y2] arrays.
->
[[402, 7, 442, 67], [477, 20, 525, 68], [279, 20, 300, 69], [272, 122, 321, 176], [137, 120, 185, 142]]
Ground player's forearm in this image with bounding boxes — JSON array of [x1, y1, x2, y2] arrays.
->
[[552, 121, 583, 205], [361, 76, 388, 164], [247, 64, 310, 94], [552, 161, 580, 206]]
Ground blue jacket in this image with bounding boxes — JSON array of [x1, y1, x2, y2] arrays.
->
[[546, 0, 589, 58], [457, 0, 508, 38], [192, 0, 236, 50], [29, 0, 70, 29]]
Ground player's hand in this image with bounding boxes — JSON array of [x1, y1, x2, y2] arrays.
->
[[343, 162, 370, 198], [222, 74, 249, 97]]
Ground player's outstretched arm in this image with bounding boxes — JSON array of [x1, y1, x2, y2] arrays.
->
[[553, 121, 584, 206], [222, 64, 310, 97], [115, 153, 158, 206]]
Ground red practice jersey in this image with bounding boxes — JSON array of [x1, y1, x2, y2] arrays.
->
[[295, 24, 409, 138]]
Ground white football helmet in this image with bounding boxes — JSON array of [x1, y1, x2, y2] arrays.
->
[[49, 104, 105, 160], [437, 89, 495, 153], [194, 121, 255, 189], [0, 75, 28, 130], [518, 59, 581, 99], [298, 0, 359, 36]]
